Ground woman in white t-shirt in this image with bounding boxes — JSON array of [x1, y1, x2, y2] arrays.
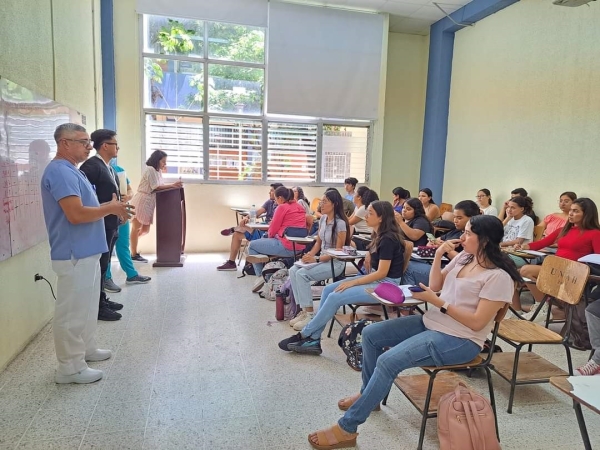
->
[[306, 215, 520, 449], [287, 189, 351, 331], [500, 196, 534, 248], [349, 186, 378, 235], [477, 188, 498, 216]]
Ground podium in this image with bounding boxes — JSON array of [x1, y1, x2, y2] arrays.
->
[[153, 187, 186, 267]]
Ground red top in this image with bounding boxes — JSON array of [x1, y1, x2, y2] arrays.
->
[[528, 226, 600, 261], [268, 201, 307, 250]]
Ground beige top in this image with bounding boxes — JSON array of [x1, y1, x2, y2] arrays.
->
[[422, 252, 513, 348]]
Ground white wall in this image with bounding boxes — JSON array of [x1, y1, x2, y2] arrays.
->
[[444, 0, 600, 216], [380, 32, 428, 201], [0, 0, 102, 371]]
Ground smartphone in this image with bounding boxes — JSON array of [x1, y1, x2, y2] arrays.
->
[[408, 285, 425, 292], [426, 233, 436, 242]]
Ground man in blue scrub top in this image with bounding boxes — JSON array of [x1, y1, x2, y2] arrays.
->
[[41, 123, 134, 384]]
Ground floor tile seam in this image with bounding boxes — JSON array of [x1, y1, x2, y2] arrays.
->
[[79, 308, 132, 448], [142, 293, 171, 440], [17, 434, 85, 447], [13, 388, 54, 449]]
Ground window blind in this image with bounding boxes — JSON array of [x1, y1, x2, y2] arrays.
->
[[136, 0, 268, 27], [267, 2, 385, 120]]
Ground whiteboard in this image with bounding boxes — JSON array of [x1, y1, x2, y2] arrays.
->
[[0, 77, 83, 262]]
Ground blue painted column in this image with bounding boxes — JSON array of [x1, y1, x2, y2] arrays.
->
[[419, 0, 520, 202], [100, 0, 116, 131]]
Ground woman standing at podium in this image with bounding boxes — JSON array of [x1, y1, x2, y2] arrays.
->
[[130, 150, 182, 262]]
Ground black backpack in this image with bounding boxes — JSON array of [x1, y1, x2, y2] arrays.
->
[[338, 319, 376, 371], [237, 261, 256, 278]]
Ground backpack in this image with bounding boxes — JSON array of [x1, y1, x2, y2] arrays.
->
[[275, 278, 299, 321], [337, 319, 376, 371], [261, 260, 287, 282], [260, 267, 289, 301], [237, 261, 255, 278], [438, 382, 500, 450]]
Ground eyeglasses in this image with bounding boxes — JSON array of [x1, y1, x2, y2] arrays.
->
[[475, 195, 486, 198], [63, 138, 91, 146], [104, 141, 119, 147]]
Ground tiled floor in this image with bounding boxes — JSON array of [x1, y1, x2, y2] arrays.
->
[[1, 253, 599, 449]]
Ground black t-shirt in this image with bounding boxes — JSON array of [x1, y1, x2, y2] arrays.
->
[[441, 228, 464, 254], [371, 235, 405, 279], [407, 216, 433, 247]]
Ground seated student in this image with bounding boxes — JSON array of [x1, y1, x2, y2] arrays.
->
[[514, 198, 600, 317], [278, 200, 405, 355], [306, 215, 518, 450], [288, 189, 350, 330], [247, 186, 307, 282], [418, 188, 441, 223], [498, 187, 535, 222], [311, 188, 354, 235], [476, 188, 498, 216], [396, 198, 434, 247], [402, 200, 481, 287], [349, 186, 378, 237], [217, 183, 282, 271], [499, 195, 535, 261], [392, 187, 410, 214], [343, 177, 358, 202], [538, 191, 577, 239], [575, 301, 600, 376], [293, 186, 311, 214]]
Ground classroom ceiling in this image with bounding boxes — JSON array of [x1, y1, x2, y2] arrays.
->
[[286, 0, 472, 35]]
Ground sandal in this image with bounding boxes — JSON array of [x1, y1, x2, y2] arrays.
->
[[337, 393, 380, 412], [308, 424, 358, 449]]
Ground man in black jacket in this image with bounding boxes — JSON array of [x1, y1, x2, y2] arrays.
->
[[80, 129, 125, 321]]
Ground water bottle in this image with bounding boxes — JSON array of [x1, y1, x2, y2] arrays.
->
[[249, 204, 257, 224]]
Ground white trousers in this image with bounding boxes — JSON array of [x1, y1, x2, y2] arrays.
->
[[51, 253, 101, 376]]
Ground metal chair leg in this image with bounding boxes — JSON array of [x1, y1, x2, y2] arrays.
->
[[564, 343, 574, 375], [417, 372, 438, 450], [573, 401, 593, 450], [507, 345, 523, 414], [327, 318, 335, 338], [485, 366, 500, 442]]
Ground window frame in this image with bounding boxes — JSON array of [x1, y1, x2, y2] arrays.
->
[[138, 14, 372, 186]]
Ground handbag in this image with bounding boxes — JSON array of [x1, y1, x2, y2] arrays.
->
[[415, 246, 436, 258]]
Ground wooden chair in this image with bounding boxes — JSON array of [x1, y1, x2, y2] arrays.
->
[[439, 202, 453, 215], [492, 256, 590, 413], [326, 241, 414, 338], [384, 304, 509, 450], [533, 224, 545, 241], [310, 197, 321, 214]]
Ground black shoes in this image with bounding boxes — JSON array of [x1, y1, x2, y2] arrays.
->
[[98, 299, 123, 321], [278, 332, 303, 351]]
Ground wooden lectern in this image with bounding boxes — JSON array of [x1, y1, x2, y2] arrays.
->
[[153, 187, 186, 267]]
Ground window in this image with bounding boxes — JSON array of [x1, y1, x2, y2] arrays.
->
[[141, 14, 370, 184]]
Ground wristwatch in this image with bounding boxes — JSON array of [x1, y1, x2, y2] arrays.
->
[[314, 255, 320, 262], [440, 302, 450, 314]]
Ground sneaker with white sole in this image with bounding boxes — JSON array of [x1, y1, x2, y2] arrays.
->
[[104, 278, 121, 293], [217, 260, 237, 271], [522, 302, 549, 323], [55, 368, 104, 384], [575, 359, 600, 376], [126, 275, 152, 284], [252, 277, 265, 293], [289, 311, 307, 327], [85, 349, 112, 362], [293, 311, 315, 331], [246, 254, 270, 264]]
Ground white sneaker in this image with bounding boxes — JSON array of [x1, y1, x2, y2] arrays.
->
[[522, 303, 549, 323], [252, 277, 265, 293], [85, 349, 112, 362], [293, 312, 315, 331], [289, 311, 307, 327], [55, 368, 103, 384]]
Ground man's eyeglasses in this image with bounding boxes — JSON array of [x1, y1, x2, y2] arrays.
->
[[104, 142, 119, 148], [63, 138, 91, 146]]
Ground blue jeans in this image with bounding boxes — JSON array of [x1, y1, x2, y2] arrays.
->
[[301, 275, 402, 340], [289, 260, 346, 308], [401, 260, 432, 286], [106, 220, 138, 280], [248, 238, 296, 275], [338, 315, 480, 433]]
